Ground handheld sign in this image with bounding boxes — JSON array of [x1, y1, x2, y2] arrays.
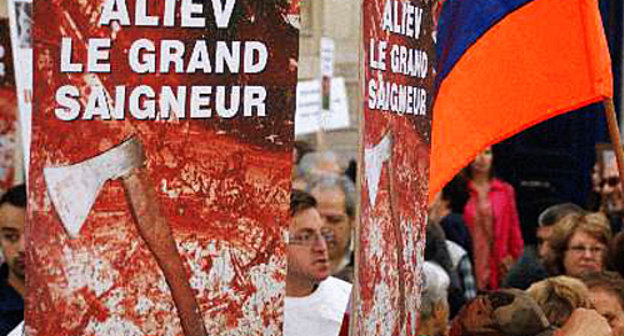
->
[[355, 1, 435, 335], [29, 1, 300, 335]]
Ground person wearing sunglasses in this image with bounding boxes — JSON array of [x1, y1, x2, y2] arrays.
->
[[600, 156, 624, 234], [284, 190, 352, 336]]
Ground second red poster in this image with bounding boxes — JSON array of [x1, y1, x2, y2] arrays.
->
[[356, 0, 435, 335]]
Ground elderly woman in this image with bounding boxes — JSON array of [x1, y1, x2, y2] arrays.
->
[[545, 212, 612, 278]]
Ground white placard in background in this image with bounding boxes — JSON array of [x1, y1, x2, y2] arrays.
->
[[295, 80, 322, 136], [320, 37, 335, 77], [295, 77, 350, 136]]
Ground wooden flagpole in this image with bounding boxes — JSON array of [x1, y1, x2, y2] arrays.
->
[[604, 98, 624, 210]]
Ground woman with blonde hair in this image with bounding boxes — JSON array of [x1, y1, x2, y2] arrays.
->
[[544, 212, 612, 277]]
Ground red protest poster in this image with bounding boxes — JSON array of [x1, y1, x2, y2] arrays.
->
[[0, 18, 18, 194], [30, 1, 299, 335], [356, 1, 435, 335]]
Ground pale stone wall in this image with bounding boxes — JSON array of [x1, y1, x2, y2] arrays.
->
[[298, 0, 361, 167], [0, 0, 7, 18]]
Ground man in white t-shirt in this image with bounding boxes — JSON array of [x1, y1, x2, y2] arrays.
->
[[284, 190, 352, 336]]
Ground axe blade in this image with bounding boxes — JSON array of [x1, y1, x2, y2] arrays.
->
[[44, 165, 106, 239], [364, 133, 393, 207], [43, 137, 144, 239]]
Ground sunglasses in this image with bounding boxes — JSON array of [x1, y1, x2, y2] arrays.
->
[[600, 176, 620, 188]]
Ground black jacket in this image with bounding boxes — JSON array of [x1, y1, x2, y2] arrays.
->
[[0, 263, 23, 336]]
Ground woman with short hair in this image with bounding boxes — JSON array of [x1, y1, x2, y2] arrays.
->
[[545, 212, 612, 277]]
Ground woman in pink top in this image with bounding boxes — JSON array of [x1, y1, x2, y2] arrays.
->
[[463, 146, 524, 290]]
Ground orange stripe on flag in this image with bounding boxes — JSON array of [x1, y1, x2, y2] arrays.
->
[[429, 0, 612, 203]]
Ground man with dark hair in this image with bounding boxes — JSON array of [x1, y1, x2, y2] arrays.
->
[[0, 185, 26, 335], [581, 271, 624, 336], [503, 203, 584, 289], [431, 174, 473, 265], [536, 203, 585, 259], [285, 190, 351, 336]]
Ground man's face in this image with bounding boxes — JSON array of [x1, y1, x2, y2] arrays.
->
[[591, 288, 624, 334], [310, 187, 352, 264], [601, 159, 622, 212], [536, 226, 553, 259], [563, 230, 606, 277], [287, 207, 331, 284], [0, 204, 25, 279]]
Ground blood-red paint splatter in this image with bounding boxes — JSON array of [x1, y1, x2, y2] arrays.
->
[[29, 1, 299, 335], [356, 1, 435, 336]]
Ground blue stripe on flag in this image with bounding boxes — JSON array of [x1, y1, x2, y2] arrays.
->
[[436, 0, 534, 87]]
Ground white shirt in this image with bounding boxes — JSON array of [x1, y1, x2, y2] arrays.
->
[[445, 240, 468, 270], [284, 276, 352, 336]]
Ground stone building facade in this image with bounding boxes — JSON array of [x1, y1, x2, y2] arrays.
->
[[298, 0, 361, 166]]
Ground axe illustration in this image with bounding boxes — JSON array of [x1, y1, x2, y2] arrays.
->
[[364, 133, 392, 208], [44, 137, 208, 336], [364, 131, 406, 330]]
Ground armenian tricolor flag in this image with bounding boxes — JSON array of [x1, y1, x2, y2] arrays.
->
[[430, 0, 613, 200]]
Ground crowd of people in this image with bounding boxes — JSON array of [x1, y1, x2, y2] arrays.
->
[[1, 141, 624, 336], [416, 147, 624, 336], [287, 141, 624, 336]]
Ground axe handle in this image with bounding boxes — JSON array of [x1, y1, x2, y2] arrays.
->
[[122, 169, 208, 336], [386, 143, 406, 330]]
